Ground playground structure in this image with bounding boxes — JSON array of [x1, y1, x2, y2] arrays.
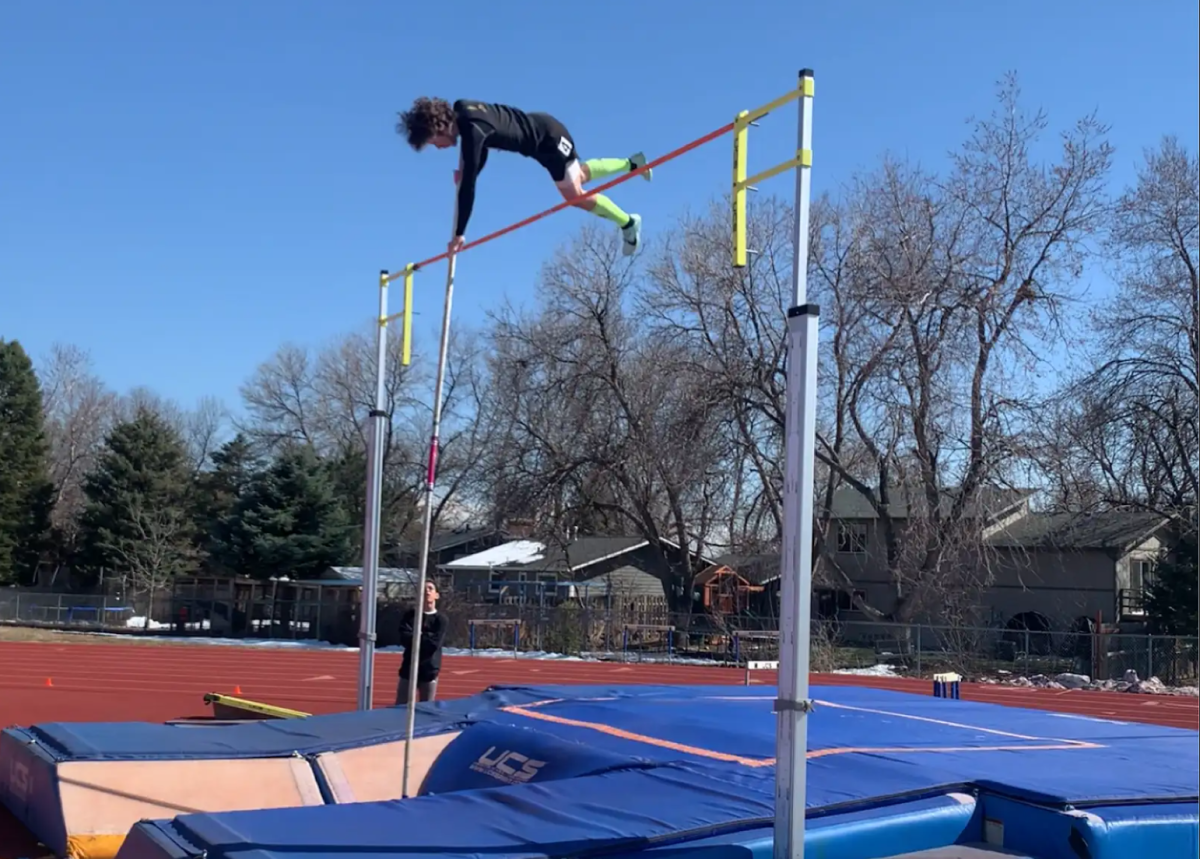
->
[[354, 70, 820, 855]]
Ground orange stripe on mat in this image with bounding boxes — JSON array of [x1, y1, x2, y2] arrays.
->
[[499, 704, 775, 767], [502, 698, 1104, 767]]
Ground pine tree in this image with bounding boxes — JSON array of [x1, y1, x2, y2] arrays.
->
[[325, 443, 368, 560], [194, 433, 260, 574], [1144, 529, 1198, 636], [223, 444, 352, 580], [79, 406, 198, 594], [0, 340, 54, 586]]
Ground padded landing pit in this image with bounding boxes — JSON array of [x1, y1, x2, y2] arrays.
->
[[0, 705, 471, 859], [100, 684, 1199, 859]]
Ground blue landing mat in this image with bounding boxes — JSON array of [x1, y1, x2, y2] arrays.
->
[[467, 684, 1199, 806], [106, 684, 1197, 859], [12, 688, 533, 760]]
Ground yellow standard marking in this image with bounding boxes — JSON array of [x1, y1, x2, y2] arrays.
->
[[66, 834, 126, 859]]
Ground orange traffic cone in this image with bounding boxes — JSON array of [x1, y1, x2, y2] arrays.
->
[[234, 685, 242, 696], [45, 677, 53, 687]]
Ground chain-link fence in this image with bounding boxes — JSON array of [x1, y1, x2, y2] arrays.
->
[[5, 588, 1195, 685], [725, 619, 1198, 685], [0, 591, 139, 629], [413, 594, 677, 658]]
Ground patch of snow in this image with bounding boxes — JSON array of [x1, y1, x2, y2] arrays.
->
[[123, 616, 211, 631], [830, 664, 899, 677], [1054, 672, 1091, 689], [443, 540, 546, 568]]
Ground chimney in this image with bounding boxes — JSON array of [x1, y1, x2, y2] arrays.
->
[[506, 517, 535, 539]]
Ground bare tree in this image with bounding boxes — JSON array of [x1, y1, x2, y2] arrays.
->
[[38, 344, 120, 577], [182, 396, 228, 478], [100, 498, 201, 626], [643, 197, 794, 548], [644, 75, 1112, 624], [237, 319, 488, 547], [1037, 136, 1198, 521], [480, 225, 732, 601], [816, 74, 1113, 622], [642, 194, 883, 576]]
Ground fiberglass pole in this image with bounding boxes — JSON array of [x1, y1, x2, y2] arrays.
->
[[356, 270, 391, 711], [401, 205, 459, 798], [774, 68, 817, 859]]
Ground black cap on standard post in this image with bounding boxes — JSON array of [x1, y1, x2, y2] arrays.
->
[[380, 269, 389, 276], [799, 68, 814, 78]]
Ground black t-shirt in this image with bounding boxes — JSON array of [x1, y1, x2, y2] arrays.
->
[[453, 99, 557, 237], [398, 608, 448, 683]]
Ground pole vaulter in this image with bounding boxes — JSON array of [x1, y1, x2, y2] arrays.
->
[[358, 70, 818, 858]]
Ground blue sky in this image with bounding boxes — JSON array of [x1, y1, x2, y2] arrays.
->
[[2, 0, 1197, 417]]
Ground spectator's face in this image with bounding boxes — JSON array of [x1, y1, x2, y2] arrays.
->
[[424, 582, 439, 611]]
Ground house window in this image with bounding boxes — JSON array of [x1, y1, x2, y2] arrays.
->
[[488, 569, 503, 594], [836, 522, 868, 555], [1130, 559, 1156, 592]]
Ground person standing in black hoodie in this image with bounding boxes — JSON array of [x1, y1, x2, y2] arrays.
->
[[396, 580, 448, 705]]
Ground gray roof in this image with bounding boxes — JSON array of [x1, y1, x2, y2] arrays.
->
[[474, 567, 665, 600], [495, 536, 649, 573], [829, 485, 1033, 520], [396, 525, 504, 555], [444, 534, 715, 575], [322, 567, 422, 589], [986, 511, 1168, 551]]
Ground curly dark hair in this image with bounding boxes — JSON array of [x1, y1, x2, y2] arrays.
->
[[396, 97, 457, 150]]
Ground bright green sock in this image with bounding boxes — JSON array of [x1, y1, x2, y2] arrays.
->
[[587, 193, 631, 226], [584, 157, 631, 181]]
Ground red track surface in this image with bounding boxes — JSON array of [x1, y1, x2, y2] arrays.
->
[[2, 639, 1197, 856]]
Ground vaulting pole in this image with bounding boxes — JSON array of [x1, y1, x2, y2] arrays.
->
[[401, 206, 459, 798]]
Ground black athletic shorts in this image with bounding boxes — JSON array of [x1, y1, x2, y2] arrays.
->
[[531, 113, 578, 182]]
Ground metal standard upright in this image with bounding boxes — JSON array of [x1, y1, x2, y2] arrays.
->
[[356, 267, 415, 712], [732, 69, 818, 859], [401, 219, 460, 799], [774, 68, 817, 859]]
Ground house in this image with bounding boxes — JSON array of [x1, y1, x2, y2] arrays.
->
[[821, 484, 1036, 622], [710, 485, 1169, 634], [439, 535, 708, 606], [983, 509, 1170, 630]]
